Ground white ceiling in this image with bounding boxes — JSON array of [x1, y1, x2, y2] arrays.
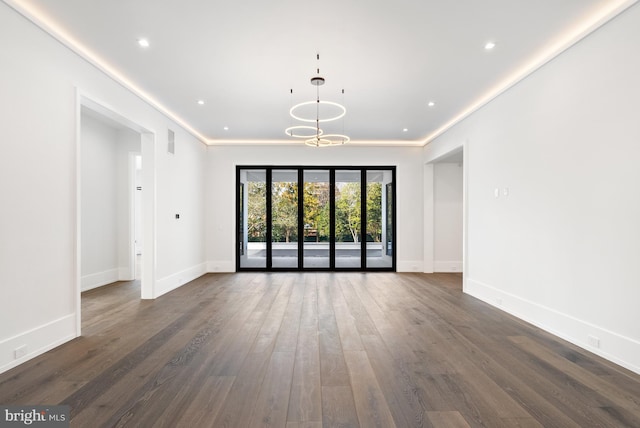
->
[[6, 0, 632, 146]]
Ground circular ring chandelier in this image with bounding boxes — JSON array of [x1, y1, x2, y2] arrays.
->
[[286, 54, 349, 147], [285, 125, 324, 138], [305, 138, 333, 148], [289, 100, 346, 123], [305, 134, 350, 147]]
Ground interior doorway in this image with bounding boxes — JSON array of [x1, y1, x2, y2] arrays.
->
[[79, 106, 141, 287], [426, 146, 465, 276], [76, 94, 156, 335]]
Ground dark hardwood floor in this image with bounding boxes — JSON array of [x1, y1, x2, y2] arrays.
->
[[1, 273, 639, 427]]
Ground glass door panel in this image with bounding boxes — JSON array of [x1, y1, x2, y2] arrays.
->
[[303, 170, 330, 268], [239, 169, 267, 269], [366, 170, 393, 268], [271, 169, 299, 268], [335, 170, 361, 268]]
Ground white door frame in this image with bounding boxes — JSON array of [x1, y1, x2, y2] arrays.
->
[[75, 90, 156, 336]]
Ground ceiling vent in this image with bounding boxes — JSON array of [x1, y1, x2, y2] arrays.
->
[[168, 129, 175, 154]]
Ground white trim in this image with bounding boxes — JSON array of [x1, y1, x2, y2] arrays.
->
[[423, 163, 434, 273], [118, 266, 134, 281], [124, 151, 139, 282], [207, 261, 236, 273], [397, 261, 424, 272], [74, 88, 82, 336], [81, 269, 119, 292], [462, 139, 469, 289], [77, 91, 156, 300], [155, 263, 207, 298], [140, 132, 156, 299], [466, 278, 640, 375], [0, 314, 76, 375], [434, 261, 463, 273]]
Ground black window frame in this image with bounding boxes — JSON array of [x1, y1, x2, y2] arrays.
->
[[236, 165, 396, 272]]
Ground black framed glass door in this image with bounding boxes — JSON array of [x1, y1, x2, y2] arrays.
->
[[303, 170, 331, 268], [335, 170, 362, 268], [237, 166, 395, 271], [271, 169, 299, 268]]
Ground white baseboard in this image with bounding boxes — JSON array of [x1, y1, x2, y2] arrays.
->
[[0, 314, 77, 375], [434, 260, 463, 273], [118, 266, 134, 281], [155, 263, 207, 298], [465, 278, 640, 375], [397, 261, 424, 272], [81, 268, 119, 291], [207, 260, 235, 273]]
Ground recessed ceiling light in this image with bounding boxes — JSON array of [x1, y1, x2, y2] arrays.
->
[[223, 126, 229, 131], [484, 41, 496, 50], [137, 38, 150, 48], [428, 101, 435, 107], [402, 128, 408, 132], [197, 100, 205, 105]]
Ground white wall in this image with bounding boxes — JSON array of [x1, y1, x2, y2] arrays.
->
[[206, 144, 424, 272], [0, 3, 206, 374], [434, 163, 463, 272], [80, 113, 120, 289], [155, 126, 207, 295], [425, 4, 640, 373]]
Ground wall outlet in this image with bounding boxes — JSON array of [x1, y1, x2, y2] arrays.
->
[[14, 345, 28, 359], [588, 335, 600, 348]]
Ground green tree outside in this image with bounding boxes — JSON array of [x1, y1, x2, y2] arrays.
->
[[366, 182, 382, 242], [246, 179, 383, 243], [247, 181, 266, 241], [272, 181, 298, 242], [335, 182, 361, 242]]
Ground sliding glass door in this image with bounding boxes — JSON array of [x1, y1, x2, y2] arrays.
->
[[238, 169, 266, 269], [366, 170, 393, 268], [237, 166, 395, 271], [335, 170, 362, 268], [271, 169, 299, 268], [303, 170, 330, 268]]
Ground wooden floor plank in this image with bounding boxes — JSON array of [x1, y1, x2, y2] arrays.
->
[[211, 351, 272, 427], [344, 350, 397, 428], [287, 280, 322, 425], [249, 351, 296, 427], [321, 385, 359, 428], [173, 375, 235, 428], [287, 327, 322, 425], [273, 276, 305, 352], [1, 272, 639, 427], [427, 411, 471, 428], [361, 334, 432, 428], [331, 278, 364, 352]]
